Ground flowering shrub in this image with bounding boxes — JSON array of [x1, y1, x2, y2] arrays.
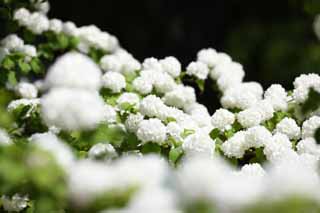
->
[[1, 0, 320, 212]]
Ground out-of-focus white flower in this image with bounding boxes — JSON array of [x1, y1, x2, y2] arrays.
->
[[264, 84, 288, 111], [136, 118, 167, 144], [16, 82, 38, 99], [29, 132, 74, 168], [186, 61, 209, 80], [18, 44, 37, 58], [1, 194, 28, 212], [28, 12, 49, 34], [302, 116, 320, 139], [14, 8, 31, 26], [314, 15, 320, 40], [41, 88, 106, 131], [34, 1, 50, 14], [216, 64, 244, 91], [49, 19, 63, 33], [88, 143, 118, 160], [1, 34, 24, 51], [160, 56, 181, 78], [211, 108, 235, 131], [101, 71, 126, 93], [163, 85, 196, 108], [0, 47, 9, 63], [153, 72, 177, 94], [0, 129, 11, 145], [63, 21, 78, 36], [197, 48, 219, 68], [275, 117, 300, 140], [125, 113, 144, 133], [44, 52, 102, 91]]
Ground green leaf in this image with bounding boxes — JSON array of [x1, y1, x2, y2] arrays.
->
[[169, 147, 184, 165], [181, 129, 195, 139], [18, 60, 31, 74], [141, 143, 161, 154], [7, 71, 17, 86], [196, 79, 205, 92], [209, 128, 220, 140], [30, 58, 44, 74], [2, 57, 15, 70]]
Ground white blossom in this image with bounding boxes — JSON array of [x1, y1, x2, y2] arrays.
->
[[136, 118, 167, 144], [16, 82, 38, 99], [125, 113, 144, 133], [302, 116, 320, 139], [264, 84, 288, 111], [275, 117, 300, 140], [41, 88, 106, 131], [186, 61, 209, 80], [44, 52, 102, 91], [101, 71, 126, 93], [182, 130, 215, 158], [159, 56, 181, 78], [163, 85, 196, 108], [49, 19, 63, 33], [211, 109, 235, 130], [88, 143, 117, 160], [14, 8, 31, 26], [1, 34, 24, 51], [1, 194, 28, 212]]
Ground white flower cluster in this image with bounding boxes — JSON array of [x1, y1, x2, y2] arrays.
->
[[0, 34, 37, 62]]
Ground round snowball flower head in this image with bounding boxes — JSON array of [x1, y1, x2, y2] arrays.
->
[[237, 108, 263, 128], [153, 71, 177, 94], [292, 73, 320, 103], [0, 129, 11, 145], [160, 56, 181, 78], [166, 122, 183, 142], [244, 126, 272, 149], [139, 95, 167, 118], [186, 61, 209, 80], [49, 19, 63, 33], [136, 118, 167, 144], [100, 55, 122, 72], [142, 57, 163, 72], [125, 113, 144, 133], [34, 1, 50, 14], [264, 84, 288, 111], [221, 82, 263, 110], [41, 88, 106, 131], [296, 137, 320, 156], [275, 117, 300, 140], [197, 48, 219, 68], [15, 82, 38, 99], [44, 52, 102, 91], [211, 108, 235, 130], [116, 92, 140, 109], [101, 71, 126, 93], [1, 34, 24, 51], [132, 76, 153, 95], [103, 104, 117, 124], [221, 131, 247, 158], [302, 116, 320, 139], [28, 12, 49, 34], [163, 85, 196, 108], [182, 130, 215, 158], [14, 8, 31, 26], [263, 133, 293, 162], [63, 21, 78, 36]]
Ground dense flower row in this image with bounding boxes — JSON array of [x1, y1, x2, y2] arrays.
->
[[0, 1, 320, 212]]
